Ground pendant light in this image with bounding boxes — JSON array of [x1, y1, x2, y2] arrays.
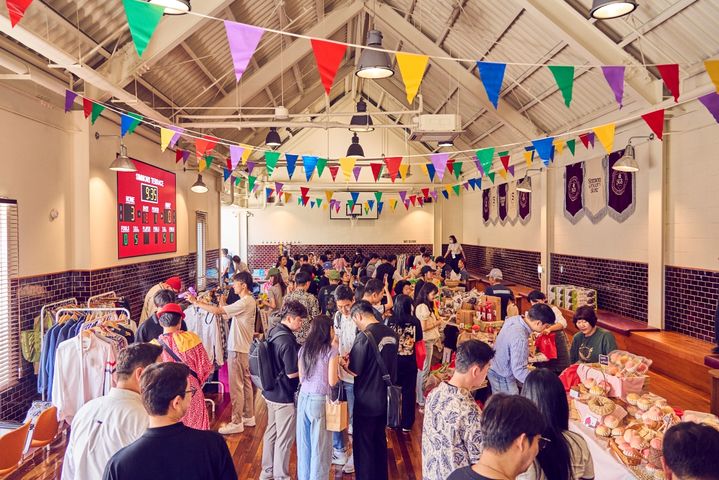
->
[[356, 30, 394, 79], [109, 143, 137, 172], [265, 127, 281, 148], [438, 139, 454, 148], [612, 133, 654, 173], [147, 0, 191, 15], [349, 99, 374, 132], [516, 175, 532, 193], [346, 133, 365, 158], [190, 174, 208, 193], [590, 0, 637, 19]]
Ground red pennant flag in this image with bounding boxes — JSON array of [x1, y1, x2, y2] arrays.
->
[[176, 149, 184, 163], [328, 165, 339, 182], [311, 39, 347, 95], [370, 163, 383, 182], [421, 188, 430, 199], [641, 109, 665, 140], [499, 154, 510, 172], [226, 158, 232, 171], [579, 133, 594, 149], [7, 0, 34, 27], [82, 98, 93, 118], [446, 159, 455, 176], [418, 197, 424, 206], [302, 196, 309, 206], [300, 187, 310, 198], [657, 64, 680, 102], [409, 195, 417, 207], [195, 135, 219, 160], [384, 157, 403, 183]]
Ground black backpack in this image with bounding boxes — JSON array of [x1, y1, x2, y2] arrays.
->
[[248, 328, 292, 391]]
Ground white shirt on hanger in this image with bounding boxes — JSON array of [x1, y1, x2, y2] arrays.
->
[[61, 388, 148, 480], [184, 306, 225, 365]]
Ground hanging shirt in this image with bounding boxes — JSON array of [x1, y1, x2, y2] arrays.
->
[[52, 333, 117, 424], [183, 307, 224, 365], [61, 388, 148, 480]]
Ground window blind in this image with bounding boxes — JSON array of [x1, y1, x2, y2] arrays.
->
[[0, 199, 19, 392], [196, 212, 207, 291]]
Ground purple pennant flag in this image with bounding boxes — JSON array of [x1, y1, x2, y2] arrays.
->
[[601, 66, 625, 108], [275, 182, 284, 196], [224, 21, 265, 82], [181, 150, 191, 164], [169, 126, 184, 149], [508, 165, 515, 177], [699, 92, 719, 124], [474, 159, 484, 176], [482, 189, 491, 224], [64, 90, 77, 112], [463, 182, 470, 191], [353, 166, 362, 181], [431, 153, 449, 181], [229, 145, 245, 170], [399, 191, 407, 203], [246, 161, 256, 175], [430, 189, 438, 201]]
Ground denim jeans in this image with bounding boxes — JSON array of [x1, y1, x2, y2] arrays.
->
[[332, 381, 355, 452], [416, 339, 435, 405], [487, 369, 519, 395], [296, 392, 331, 480]]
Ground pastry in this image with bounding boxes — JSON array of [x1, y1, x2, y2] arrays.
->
[[626, 405, 641, 418], [604, 415, 620, 429], [589, 385, 607, 397], [623, 430, 635, 443], [595, 425, 611, 437], [630, 437, 649, 450], [588, 396, 616, 416], [637, 397, 652, 411], [650, 437, 663, 450], [626, 393, 641, 406], [582, 377, 597, 389], [622, 447, 641, 460], [611, 427, 625, 437]]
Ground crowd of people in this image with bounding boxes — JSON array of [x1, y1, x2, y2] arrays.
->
[[57, 238, 719, 480]]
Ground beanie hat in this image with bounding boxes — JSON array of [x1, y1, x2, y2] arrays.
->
[[165, 276, 182, 292]]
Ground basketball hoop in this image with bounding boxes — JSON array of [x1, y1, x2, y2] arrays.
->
[[349, 213, 359, 227]]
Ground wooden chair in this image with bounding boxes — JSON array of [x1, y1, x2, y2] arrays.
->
[[0, 421, 31, 476], [29, 406, 58, 449]]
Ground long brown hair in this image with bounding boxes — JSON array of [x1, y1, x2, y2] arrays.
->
[[270, 272, 287, 295]]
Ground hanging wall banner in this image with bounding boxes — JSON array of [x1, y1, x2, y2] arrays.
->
[[482, 189, 491, 224], [497, 183, 508, 224], [507, 181, 518, 225], [584, 156, 607, 223], [564, 162, 585, 224], [606, 149, 635, 222], [489, 187, 498, 224], [519, 190, 531, 224]]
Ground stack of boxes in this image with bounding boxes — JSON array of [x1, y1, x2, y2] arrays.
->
[[549, 285, 597, 311]]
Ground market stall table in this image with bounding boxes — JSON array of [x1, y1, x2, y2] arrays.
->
[[569, 421, 639, 480]]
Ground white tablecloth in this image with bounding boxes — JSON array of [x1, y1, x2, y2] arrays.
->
[[569, 421, 638, 480]]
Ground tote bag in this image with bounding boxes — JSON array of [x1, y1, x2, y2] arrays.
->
[[326, 383, 349, 432]]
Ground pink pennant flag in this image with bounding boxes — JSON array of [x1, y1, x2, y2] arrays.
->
[[431, 153, 449, 181], [430, 190, 438, 201], [230, 145, 245, 170], [224, 21, 264, 83]]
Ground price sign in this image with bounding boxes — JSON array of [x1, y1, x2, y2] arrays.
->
[[116, 159, 176, 258], [599, 354, 609, 366]]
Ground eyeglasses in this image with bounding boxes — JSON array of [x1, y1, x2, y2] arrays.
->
[[538, 436, 552, 451], [185, 387, 197, 397]]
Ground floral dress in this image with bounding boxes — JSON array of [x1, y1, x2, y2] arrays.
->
[[156, 331, 213, 430]]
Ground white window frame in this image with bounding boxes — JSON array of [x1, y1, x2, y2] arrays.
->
[[0, 199, 19, 392], [196, 211, 207, 291]]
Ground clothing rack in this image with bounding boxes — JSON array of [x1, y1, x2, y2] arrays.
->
[[53, 307, 131, 327], [38, 297, 79, 381], [87, 291, 119, 308]]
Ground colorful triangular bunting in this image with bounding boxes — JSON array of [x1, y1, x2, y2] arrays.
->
[[311, 39, 347, 95], [593, 123, 615, 155], [396, 52, 429, 104], [641, 109, 665, 140], [477, 61, 506, 109], [601, 66, 625, 108], [224, 21, 264, 82], [122, 0, 164, 57], [548, 65, 574, 107], [657, 64, 680, 102]]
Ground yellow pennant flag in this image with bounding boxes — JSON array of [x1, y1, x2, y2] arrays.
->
[[325, 191, 333, 203], [323, 202, 328, 210], [554, 140, 564, 156], [339, 157, 355, 181], [420, 163, 429, 176], [198, 159, 206, 172], [444, 186, 451, 197], [706, 60, 719, 93], [396, 52, 429, 104], [498, 169, 507, 180], [593, 123, 616, 155], [524, 151, 533, 168], [239, 144, 252, 164], [284, 192, 292, 204], [390, 199, 398, 211], [399, 163, 410, 181], [160, 127, 174, 152]]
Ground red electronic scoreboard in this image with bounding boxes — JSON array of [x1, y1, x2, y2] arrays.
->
[[116, 158, 177, 259]]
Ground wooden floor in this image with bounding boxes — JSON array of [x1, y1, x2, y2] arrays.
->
[[6, 392, 424, 480]]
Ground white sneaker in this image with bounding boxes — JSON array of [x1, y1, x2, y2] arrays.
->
[[348, 424, 353, 435], [332, 449, 347, 466], [218, 422, 244, 435], [242, 416, 256, 427], [342, 454, 355, 474]]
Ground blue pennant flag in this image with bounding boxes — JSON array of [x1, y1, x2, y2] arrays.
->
[[303, 156, 318, 181], [531, 137, 555, 166], [285, 154, 298, 179], [468, 178, 476, 190], [442, 189, 449, 199], [477, 61, 507, 109], [377, 201, 384, 214], [475, 177, 482, 190], [223, 168, 231, 181], [427, 163, 436, 182], [367, 200, 375, 211], [265, 187, 273, 200], [350, 192, 360, 205]]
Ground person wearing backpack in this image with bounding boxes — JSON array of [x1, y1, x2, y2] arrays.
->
[[318, 270, 341, 317], [260, 300, 307, 480]]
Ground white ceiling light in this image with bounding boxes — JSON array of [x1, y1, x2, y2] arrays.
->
[[147, 0, 191, 15], [516, 175, 532, 193], [590, 0, 637, 19], [109, 143, 137, 172], [356, 30, 394, 79], [191, 174, 208, 193], [612, 133, 654, 173], [438, 139, 454, 148]]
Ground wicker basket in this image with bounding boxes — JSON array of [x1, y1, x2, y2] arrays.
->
[[609, 438, 643, 467], [445, 280, 461, 288]]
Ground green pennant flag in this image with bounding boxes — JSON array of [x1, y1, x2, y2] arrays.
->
[[316, 158, 327, 177], [374, 192, 383, 203], [205, 156, 214, 170], [487, 172, 496, 184], [566, 139, 576, 156], [452, 185, 461, 196], [476, 147, 495, 176], [452, 161, 463, 179], [234, 176, 242, 187], [126, 112, 143, 135], [548, 65, 574, 107], [90, 103, 105, 124], [348, 200, 355, 210], [248, 175, 257, 192], [316, 198, 323, 208], [122, 0, 164, 58], [264, 151, 280, 176]]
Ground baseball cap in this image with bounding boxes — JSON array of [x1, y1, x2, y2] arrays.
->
[[165, 276, 182, 292], [488, 268, 503, 280], [326, 270, 341, 281], [156, 303, 185, 319]]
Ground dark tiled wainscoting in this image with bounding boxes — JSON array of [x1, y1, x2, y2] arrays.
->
[[462, 244, 541, 289], [248, 244, 433, 269], [1, 251, 218, 421], [664, 266, 719, 342], [550, 254, 648, 321]]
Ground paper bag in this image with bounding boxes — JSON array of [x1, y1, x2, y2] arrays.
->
[[326, 398, 348, 432]]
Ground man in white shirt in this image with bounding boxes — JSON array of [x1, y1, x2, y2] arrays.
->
[[61, 343, 162, 480], [189, 271, 257, 434]]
